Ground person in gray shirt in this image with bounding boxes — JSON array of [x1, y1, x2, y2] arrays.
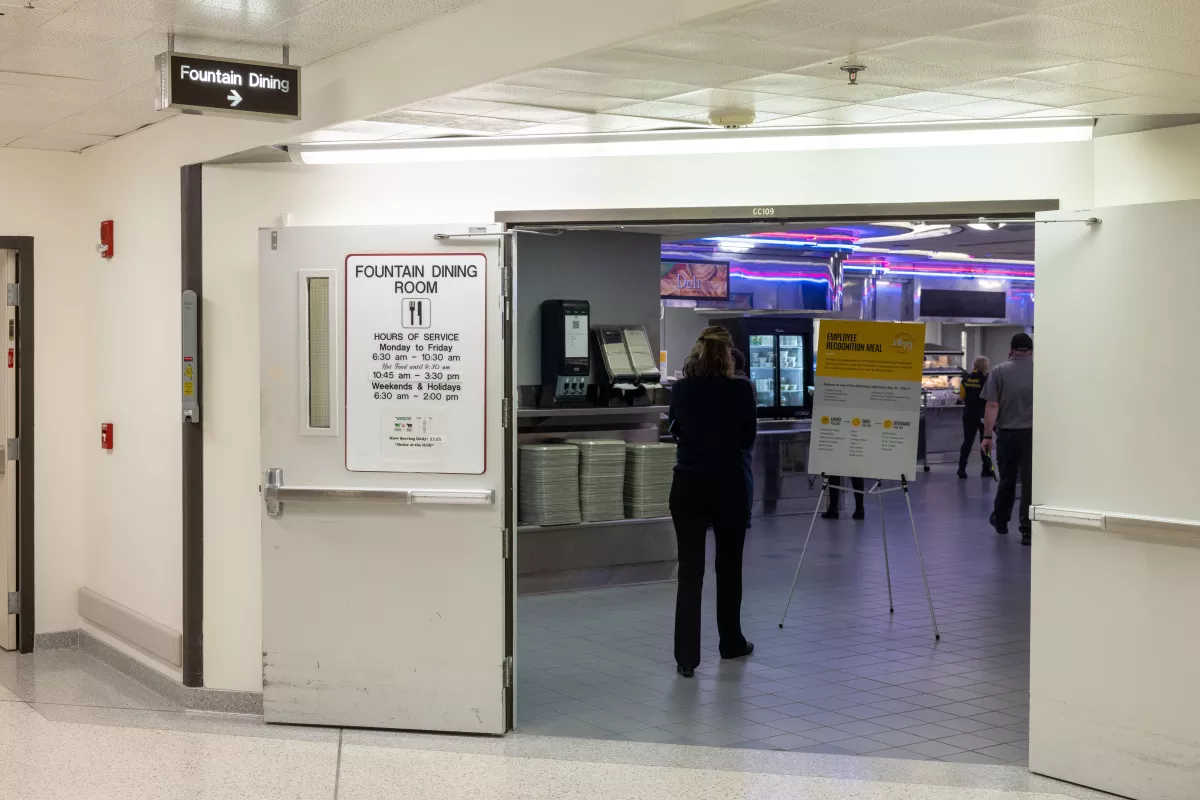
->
[[981, 333, 1034, 544]]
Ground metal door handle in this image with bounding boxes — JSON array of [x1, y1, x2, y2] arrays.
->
[[263, 468, 493, 518]]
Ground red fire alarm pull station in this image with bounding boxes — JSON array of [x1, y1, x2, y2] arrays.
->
[[101, 423, 114, 451], [98, 220, 114, 259]]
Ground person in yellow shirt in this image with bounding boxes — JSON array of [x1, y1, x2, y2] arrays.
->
[[957, 357, 994, 479]]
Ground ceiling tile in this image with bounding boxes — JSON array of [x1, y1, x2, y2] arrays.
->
[[1048, 0, 1200, 43], [368, 110, 532, 133], [321, 120, 420, 139], [588, 78, 702, 101], [481, 102, 586, 123], [791, 57, 996, 90], [647, 60, 767, 86], [771, 0, 916, 23], [1009, 84, 1127, 106], [625, 31, 836, 72], [201, 0, 327, 20], [38, 11, 161, 40], [552, 49, 684, 78], [953, 13, 1110, 45], [1006, 106, 1094, 117], [1089, 70, 1200, 101], [870, 36, 1078, 74], [804, 104, 914, 122], [1067, 95, 1200, 114], [776, 18, 921, 54], [505, 68, 614, 92], [944, 97, 1055, 117], [882, 109, 973, 122], [859, 0, 1026, 37], [800, 83, 917, 102], [1042, 27, 1200, 76], [452, 84, 559, 104], [684, 5, 827, 41], [1017, 60, 1148, 84], [405, 97, 522, 117], [508, 122, 594, 136], [868, 90, 982, 110], [752, 95, 851, 114], [8, 131, 110, 151], [385, 126, 489, 140], [604, 99, 713, 122], [742, 114, 839, 128], [991, 0, 1079, 8], [570, 113, 697, 132], [720, 73, 842, 95], [662, 88, 780, 108], [950, 76, 1063, 97], [528, 92, 638, 114]]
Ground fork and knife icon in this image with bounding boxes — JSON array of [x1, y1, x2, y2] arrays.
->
[[408, 300, 423, 327]]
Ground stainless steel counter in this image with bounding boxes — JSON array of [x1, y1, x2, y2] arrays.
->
[[922, 405, 967, 466]]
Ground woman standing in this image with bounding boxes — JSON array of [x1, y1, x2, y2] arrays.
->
[[958, 356, 994, 478], [668, 326, 757, 677]]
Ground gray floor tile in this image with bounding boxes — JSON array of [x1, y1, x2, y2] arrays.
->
[[938, 732, 1003, 751], [833, 736, 896, 754], [904, 739, 967, 758], [977, 742, 1030, 761], [902, 723, 963, 740], [516, 472, 1031, 765], [759, 732, 820, 750], [972, 726, 1029, 744], [940, 751, 1010, 765], [867, 729, 926, 747], [794, 726, 857, 744], [686, 730, 751, 746], [620, 727, 680, 743], [869, 747, 934, 761]]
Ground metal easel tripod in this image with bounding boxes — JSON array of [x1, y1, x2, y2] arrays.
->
[[778, 473, 940, 640]]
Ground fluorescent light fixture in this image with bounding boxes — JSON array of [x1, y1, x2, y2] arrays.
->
[[968, 222, 1007, 231], [289, 119, 1094, 165]]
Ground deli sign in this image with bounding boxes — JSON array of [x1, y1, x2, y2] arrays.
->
[[155, 52, 301, 121]]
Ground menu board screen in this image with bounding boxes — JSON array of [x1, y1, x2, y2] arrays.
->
[[660, 261, 730, 300]]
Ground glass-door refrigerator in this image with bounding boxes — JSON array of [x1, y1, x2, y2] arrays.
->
[[717, 317, 815, 419]]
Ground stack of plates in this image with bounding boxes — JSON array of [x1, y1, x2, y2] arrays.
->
[[624, 443, 676, 519], [567, 439, 627, 522], [519, 444, 581, 526]]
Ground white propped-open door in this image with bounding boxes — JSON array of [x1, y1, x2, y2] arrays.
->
[[0, 250, 14, 651], [1031, 201, 1200, 800], [259, 224, 510, 733]]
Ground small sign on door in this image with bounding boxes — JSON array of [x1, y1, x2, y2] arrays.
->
[[401, 297, 431, 329]]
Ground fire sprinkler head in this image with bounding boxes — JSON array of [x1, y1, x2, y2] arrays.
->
[[840, 64, 867, 85]]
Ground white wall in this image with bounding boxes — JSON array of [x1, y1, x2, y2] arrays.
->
[[202, 140, 1092, 689], [1094, 123, 1200, 206], [0, 150, 90, 636], [51, 0, 757, 677]]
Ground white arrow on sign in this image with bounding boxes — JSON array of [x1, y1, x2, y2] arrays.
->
[[227, 89, 242, 108]]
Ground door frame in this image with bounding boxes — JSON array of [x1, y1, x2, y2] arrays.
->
[[497, 199, 1056, 730], [0, 237, 34, 654]]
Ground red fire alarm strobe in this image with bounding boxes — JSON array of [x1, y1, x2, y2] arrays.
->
[[97, 221, 114, 259], [100, 423, 114, 451]]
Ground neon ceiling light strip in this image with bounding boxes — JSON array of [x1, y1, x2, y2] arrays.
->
[[844, 265, 1035, 282], [705, 236, 858, 252], [291, 119, 1094, 164]]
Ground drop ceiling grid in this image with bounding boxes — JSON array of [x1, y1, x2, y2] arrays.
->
[[1, 0, 1200, 150], [347, 0, 1200, 144], [0, 0, 485, 150]]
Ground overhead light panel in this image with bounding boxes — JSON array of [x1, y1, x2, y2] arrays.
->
[[289, 119, 1095, 165]]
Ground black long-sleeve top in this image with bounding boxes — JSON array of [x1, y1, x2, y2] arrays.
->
[[668, 377, 758, 475]]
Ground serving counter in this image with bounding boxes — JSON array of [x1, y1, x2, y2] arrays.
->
[[516, 409, 824, 594]]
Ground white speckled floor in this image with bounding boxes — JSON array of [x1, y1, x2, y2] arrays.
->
[[0, 645, 1120, 800]]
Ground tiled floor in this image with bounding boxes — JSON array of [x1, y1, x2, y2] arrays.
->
[[517, 467, 1033, 765], [0, 646, 1118, 799]]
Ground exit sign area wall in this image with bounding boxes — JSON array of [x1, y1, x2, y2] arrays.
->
[[155, 52, 301, 121]]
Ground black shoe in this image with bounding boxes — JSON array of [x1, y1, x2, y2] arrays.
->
[[852, 508, 865, 520], [722, 641, 755, 660], [990, 512, 1009, 535], [676, 665, 695, 678], [981, 471, 992, 478], [821, 509, 839, 520], [1020, 528, 1032, 546], [957, 469, 968, 479]]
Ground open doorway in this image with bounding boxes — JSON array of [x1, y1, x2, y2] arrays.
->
[[507, 203, 1039, 765]]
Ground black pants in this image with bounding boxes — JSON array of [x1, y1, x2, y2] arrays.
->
[[994, 428, 1033, 532], [828, 476, 865, 513], [670, 470, 749, 670], [959, 410, 994, 474]]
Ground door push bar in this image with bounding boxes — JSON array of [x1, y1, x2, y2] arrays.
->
[[263, 468, 494, 518]]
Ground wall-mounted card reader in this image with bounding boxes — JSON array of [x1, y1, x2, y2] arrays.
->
[[182, 290, 200, 423], [540, 299, 590, 406]]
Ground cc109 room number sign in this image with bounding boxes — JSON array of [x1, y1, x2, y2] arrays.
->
[[345, 253, 487, 474]]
